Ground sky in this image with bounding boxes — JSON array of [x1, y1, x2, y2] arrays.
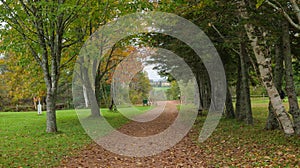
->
[[143, 64, 166, 81]]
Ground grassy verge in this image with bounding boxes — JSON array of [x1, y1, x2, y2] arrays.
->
[[193, 100, 300, 167], [0, 106, 152, 168], [153, 87, 170, 91]]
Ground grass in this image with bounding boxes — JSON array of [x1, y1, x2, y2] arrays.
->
[[153, 87, 170, 91], [193, 99, 300, 167], [1, 100, 300, 167], [236, 96, 300, 104], [0, 106, 152, 168]]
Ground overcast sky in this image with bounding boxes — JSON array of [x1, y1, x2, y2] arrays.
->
[[143, 64, 166, 81]]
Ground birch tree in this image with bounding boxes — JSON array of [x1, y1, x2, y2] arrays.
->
[[238, 0, 295, 135], [257, 0, 300, 134], [265, 41, 283, 130]]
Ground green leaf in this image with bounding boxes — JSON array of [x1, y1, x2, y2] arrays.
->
[[256, 0, 266, 8]]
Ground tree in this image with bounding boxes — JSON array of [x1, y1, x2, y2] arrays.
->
[[0, 0, 90, 132], [147, 35, 212, 113], [260, 0, 300, 30], [238, 0, 295, 135], [0, 50, 45, 104], [129, 71, 152, 104], [265, 40, 283, 130], [224, 83, 235, 119], [96, 45, 137, 111], [235, 33, 253, 124], [282, 20, 300, 135], [166, 80, 180, 101], [110, 47, 151, 107]]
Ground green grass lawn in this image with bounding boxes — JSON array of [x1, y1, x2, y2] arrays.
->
[[0, 106, 152, 168], [153, 87, 170, 91]]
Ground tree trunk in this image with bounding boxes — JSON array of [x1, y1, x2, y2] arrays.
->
[[195, 67, 204, 115], [201, 71, 211, 110], [235, 60, 242, 119], [109, 99, 116, 111], [239, 0, 294, 135], [198, 74, 204, 112], [266, 103, 280, 130], [83, 85, 89, 107], [236, 38, 253, 124], [266, 43, 283, 130], [87, 85, 101, 117], [225, 84, 235, 119], [195, 62, 211, 111], [82, 65, 101, 117], [46, 88, 57, 132], [95, 70, 101, 106], [282, 20, 300, 135]]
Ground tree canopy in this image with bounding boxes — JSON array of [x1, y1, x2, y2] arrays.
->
[[0, 0, 299, 136]]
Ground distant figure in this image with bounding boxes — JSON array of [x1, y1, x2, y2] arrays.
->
[[37, 100, 42, 115], [148, 98, 152, 106], [279, 90, 285, 100], [33, 96, 38, 110]]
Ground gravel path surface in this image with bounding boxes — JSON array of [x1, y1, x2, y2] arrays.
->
[[58, 101, 207, 168]]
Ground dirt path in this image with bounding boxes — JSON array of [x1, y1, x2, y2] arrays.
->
[[59, 101, 207, 167]]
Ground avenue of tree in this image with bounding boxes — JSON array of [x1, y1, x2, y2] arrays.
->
[[0, 0, 299, 136]]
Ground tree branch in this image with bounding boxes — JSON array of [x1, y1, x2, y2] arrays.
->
[[289, 0, 300, 24], [59, 54, 77, 70], [1, 0, 42, 65], [62, 36, 84, 49], [266, 0, 300, 30], [209, 23, 240, 55]]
